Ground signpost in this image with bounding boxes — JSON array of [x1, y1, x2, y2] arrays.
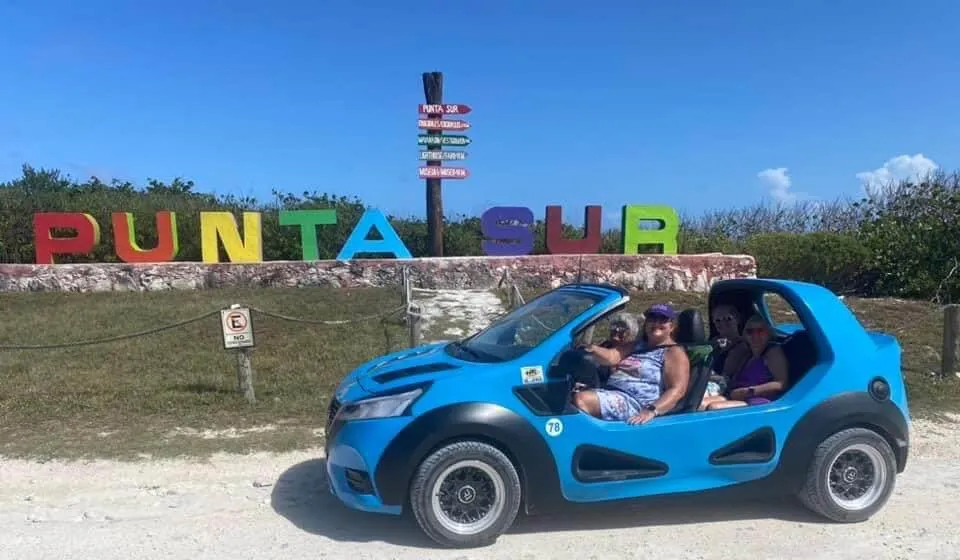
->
[[417, 134, 471, 146], [418, 167, 469, 179], [420, 71, 472, 257], [418, 103, 472, 115], [418, 150, 467, 161], [220, 305, 255, 404], [417, 118, 470, 131]]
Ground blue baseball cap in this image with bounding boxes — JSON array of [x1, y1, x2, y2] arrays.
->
[[644, 303, 676, 320]]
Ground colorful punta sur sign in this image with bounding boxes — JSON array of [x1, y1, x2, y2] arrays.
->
[[29, 204, 678, 264], [417, 134, 471, 146], [417, 118, 470, 131], [418, 166, 469, 179], [419, 150, 467, 161], [418, 103, 472, 115]]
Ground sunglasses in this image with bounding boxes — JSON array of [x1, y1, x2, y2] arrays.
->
[[610, 326, 628, 335], [713, 315, 736, 324]]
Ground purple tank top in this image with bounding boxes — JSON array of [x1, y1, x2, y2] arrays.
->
[[730, 346, 780, 403]]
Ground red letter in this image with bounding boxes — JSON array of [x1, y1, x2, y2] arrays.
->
[[33, 212, 101, 264], [545, 205, 602, 254], [112, 212, 180, 263]]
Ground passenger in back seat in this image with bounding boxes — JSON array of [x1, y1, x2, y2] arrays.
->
[[701, 314, 788, 410], [703, 304, 751, 400]]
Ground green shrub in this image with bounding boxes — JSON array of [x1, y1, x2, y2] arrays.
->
[[744, 232, 872, 294]]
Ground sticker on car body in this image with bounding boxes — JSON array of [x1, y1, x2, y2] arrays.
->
[[520, 365, 545, 384], [545, 418, 563, 437]]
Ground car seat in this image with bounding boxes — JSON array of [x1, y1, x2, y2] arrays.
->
[[664, 308, 713, 415]]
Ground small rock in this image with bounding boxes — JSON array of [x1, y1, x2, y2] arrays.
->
[[253, 480, 273, 488]]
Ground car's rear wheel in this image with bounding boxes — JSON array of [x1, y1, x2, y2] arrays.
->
[[409, 440, 522, 548], [798, 427, 897, 522]]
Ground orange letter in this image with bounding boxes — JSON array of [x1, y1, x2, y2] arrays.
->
[[33, 212, 101, 264], [112, 211, 179, 263]]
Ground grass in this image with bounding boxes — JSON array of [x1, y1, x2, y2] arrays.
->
[[0, 286, 410, 460], [0, 285, 957, 461]]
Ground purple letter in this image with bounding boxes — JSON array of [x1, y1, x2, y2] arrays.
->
[[481, 206, 534, 256]]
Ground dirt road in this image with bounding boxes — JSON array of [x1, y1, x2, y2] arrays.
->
[[2, 417, 958, 560]]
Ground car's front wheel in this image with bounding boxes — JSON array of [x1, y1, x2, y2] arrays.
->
[[409, 440, 522, 548], [798, 427, 897, 522]]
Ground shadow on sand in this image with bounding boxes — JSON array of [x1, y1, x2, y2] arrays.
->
[[270, 458, 827, 549]]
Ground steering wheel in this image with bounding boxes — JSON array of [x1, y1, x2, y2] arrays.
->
[[557, 347, 602, 390]]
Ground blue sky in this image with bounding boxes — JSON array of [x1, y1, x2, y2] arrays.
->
[[2, 0, 958, 227]]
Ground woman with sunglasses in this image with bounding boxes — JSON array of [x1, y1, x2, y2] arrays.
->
[[701, 314, 789, 410]]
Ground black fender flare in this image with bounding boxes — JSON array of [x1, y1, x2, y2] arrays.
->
[[373, 402, 565, 514], [771, 391, 909, 493]]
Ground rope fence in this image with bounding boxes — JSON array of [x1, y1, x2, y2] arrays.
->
[[0, 304, 409, 351]]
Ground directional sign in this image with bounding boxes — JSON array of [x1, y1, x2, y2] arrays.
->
[[220, 307, 254, 349], [419, 150, 467, 161], [418, 134, 471, 146], [418, 118, 470, 131], [418, 166, 469, 180], [419, 103, 472, 115]]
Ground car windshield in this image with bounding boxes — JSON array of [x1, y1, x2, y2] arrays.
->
[[445, 289, 605, 363]]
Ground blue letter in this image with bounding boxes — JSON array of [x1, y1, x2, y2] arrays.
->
[[336, 209, 413, 260]]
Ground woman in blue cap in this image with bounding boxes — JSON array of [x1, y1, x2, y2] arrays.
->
[[573, 303, 690, 425]]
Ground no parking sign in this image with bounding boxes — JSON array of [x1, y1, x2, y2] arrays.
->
[[220, 306, 254, 349]]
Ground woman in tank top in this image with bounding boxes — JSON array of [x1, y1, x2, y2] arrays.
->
[[572, 303, 690, 425], [701, 313, 789, 411]]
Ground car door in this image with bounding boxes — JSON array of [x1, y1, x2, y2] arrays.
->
[[539, 287, 816, 504]]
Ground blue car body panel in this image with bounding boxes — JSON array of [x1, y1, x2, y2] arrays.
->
[[324, 279, 910, 515]]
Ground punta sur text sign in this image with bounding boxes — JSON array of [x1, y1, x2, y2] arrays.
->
[[221, 307, 254, 349], [29, 204, 679, 264], [418, 103, 472, 115]]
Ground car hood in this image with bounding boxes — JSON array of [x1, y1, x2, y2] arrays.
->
[[351, 342, 465, 393]]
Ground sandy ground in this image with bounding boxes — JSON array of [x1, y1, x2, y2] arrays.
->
[[1, 416, 958, 560]]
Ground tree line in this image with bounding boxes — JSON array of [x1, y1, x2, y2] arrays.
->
[[2, 164, 959, 302]]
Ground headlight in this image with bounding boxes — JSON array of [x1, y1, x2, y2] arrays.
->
[[335, 387, 424, 422]]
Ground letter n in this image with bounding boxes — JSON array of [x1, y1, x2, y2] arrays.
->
[[200, 211, 263, 263]]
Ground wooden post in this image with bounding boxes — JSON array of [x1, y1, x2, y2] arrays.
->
[[401, 267, 409, 305], [422, 71, 444, 257], [409, 304, 422, 348], [943, 304, 960, 377], [236, 348, 255, 404]]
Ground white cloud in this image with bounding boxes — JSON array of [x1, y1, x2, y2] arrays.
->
[[757, 167, 796, 203], [856, 153, 938, 193]]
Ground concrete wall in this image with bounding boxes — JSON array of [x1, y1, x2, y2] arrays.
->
[[0, 253, 756, 293]]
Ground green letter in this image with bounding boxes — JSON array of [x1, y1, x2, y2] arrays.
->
[[279, 209, 337, 261], [621, 204, 679, 255]]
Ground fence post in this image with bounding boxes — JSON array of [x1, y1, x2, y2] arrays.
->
[[221, 304, 256, 404], [408, 304, 422, 348], [943, 304, 960, 377], [237, 348, 256, 404], [401, 267, 410, 306]]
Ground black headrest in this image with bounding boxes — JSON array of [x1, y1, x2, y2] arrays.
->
[[675, 308, 706, 345]]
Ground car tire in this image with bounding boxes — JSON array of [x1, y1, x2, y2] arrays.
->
[[797, 427, 897, 522], [409, 440, 522, 548]]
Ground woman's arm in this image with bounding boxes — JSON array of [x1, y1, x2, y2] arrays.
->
[[583, 343, 628, 366], [650, 346, 690, 414]]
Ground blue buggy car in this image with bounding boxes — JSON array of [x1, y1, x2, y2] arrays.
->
[[324, 279, 910, 548]]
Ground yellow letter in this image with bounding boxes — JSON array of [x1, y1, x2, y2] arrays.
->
[[200, 211, 263, 263]]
